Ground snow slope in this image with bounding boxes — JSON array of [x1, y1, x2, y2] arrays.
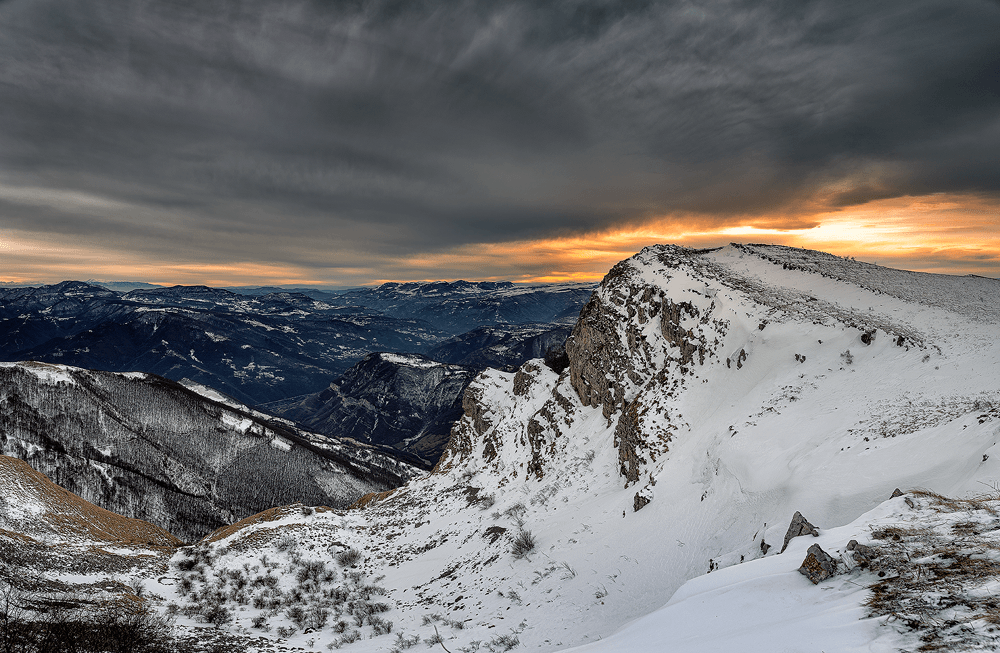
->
[[564, 496, 911, 653], [157, 244, 1000, 651], [572, 485, 1000, 653], [0, 453, 180, 614], [0, 454, 180, 548]]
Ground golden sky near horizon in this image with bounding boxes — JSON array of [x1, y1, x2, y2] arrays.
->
[[2, 193, 997, 287]]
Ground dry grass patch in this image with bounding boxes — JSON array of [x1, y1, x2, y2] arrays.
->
[[862, 492, 1000, 651]]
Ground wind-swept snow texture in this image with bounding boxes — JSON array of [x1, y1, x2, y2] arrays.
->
[[172, 244, 1000, 652], [566, 495, 915, 653]]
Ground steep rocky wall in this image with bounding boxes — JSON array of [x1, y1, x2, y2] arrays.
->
[[441, 242, 938, 502], [561, 247, 728, 489], [270, 353, 471, 465]]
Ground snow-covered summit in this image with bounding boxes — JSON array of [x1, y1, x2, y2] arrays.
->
[[156, 244, 1000, 651]]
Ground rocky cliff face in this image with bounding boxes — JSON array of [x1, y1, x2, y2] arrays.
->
[[0, 362, 419, 541]]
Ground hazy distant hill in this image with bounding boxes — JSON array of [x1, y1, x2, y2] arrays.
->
[[0, 282, 446, 404], [0, 280, 592, 406], [337, 280, 594, 334]]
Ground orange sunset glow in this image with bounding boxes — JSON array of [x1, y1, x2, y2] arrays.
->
[[383, 194, 998, 285], [3, 193, 996, 288]]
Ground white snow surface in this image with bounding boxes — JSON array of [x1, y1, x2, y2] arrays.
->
[[567, 498, 912, 653], [161, 244, 1000, 652], [0, 360, 77, 385], [378, 352, 442, 367]]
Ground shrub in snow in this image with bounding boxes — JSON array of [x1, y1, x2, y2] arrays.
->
[[296, 559, 330, 585], [511, 529, 537, 559], [424, 630, 445, 647], [287, 605, 307, 629], [201, 603, 232, 626], [500, 589, 522, 604], [336, 548, 362, 567], [275, 534, 297, 552], [393, 632, 421, 650], [333, 630, 361, 646], [175, 552, 197, 572], [305, 605, 330, 630], [502, 503, 527, 520], [487, 633, 520, 651], [369, 615, 393, 635]]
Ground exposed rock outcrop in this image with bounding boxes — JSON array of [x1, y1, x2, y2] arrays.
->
[[634, 487, 652, 512], [781, 511, 820, 553], [615, 401, 646, 486], [845, 539, 876, 569], [798, 544, 837, 584], [563, 247, 723, 488]]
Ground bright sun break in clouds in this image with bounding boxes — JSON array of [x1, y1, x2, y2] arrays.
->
[[1, 194, 996, 287], [388, 194, 1000, 285]]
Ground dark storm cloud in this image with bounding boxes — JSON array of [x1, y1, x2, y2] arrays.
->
[[0, 0, 998, 271]]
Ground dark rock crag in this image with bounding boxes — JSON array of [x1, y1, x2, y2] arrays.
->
[[781, 511, 820, 553]]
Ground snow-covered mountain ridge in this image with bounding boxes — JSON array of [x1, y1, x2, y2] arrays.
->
[[0, 362, 420, 542], [174, 243, 999, 651]]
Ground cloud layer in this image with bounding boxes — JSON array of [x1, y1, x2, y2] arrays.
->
[[0, 0, 998, 283]]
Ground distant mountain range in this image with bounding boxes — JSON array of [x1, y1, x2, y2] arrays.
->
[[0, 279, 593, 470], [0, 280, 593, 409]]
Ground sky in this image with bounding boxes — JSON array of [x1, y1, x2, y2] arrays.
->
[[0, 0, 998, 287]]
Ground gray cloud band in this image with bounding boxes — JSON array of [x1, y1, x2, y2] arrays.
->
[[0, 0, 997, 270]]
